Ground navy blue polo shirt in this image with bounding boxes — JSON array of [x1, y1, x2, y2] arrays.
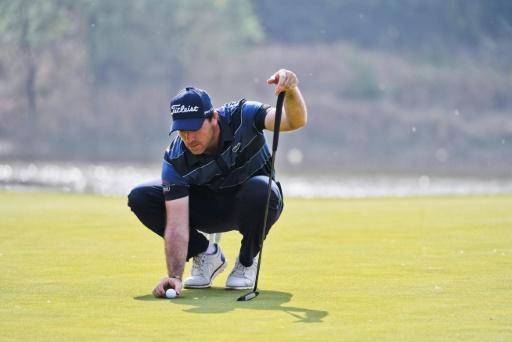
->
[[162, 99, 271, 201]]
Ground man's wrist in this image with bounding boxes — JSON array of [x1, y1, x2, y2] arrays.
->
[[169, 275, 182, 280]]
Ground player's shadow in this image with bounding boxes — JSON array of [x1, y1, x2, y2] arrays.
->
[[134, 288, 328, 323]]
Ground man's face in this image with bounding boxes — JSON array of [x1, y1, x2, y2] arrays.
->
[[178, 114, 218, 155]]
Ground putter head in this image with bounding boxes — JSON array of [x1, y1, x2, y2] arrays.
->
[[237, 291, 259, 301]]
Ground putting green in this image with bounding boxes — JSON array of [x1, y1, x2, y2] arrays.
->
[[1, 191, 511, 340]]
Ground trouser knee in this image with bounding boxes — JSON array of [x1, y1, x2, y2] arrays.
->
[[237, 176, 283, 215], [127, 186, 145, 213], [127, 182, 166, 237], [236, 176, 284, 234]]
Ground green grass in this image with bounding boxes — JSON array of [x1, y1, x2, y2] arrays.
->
[[1, 191, 511, 341]]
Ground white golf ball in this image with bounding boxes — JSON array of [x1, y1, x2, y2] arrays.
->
[[165, 288, 177, 299]]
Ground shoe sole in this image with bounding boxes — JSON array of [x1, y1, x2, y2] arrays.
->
[[183, 260, 227, 289], [225, 285, 254, 290]]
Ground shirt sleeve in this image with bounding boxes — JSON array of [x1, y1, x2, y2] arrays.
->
[[161, 156, 189, 201], [243, 101, 271, 131]]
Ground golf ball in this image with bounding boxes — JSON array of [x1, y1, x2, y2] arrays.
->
[[165, 288, 177, 299]]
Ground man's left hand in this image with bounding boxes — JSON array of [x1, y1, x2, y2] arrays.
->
[[267, 69, 299, 95]]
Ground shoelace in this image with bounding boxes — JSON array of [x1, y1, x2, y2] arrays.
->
[[232, 260, 254, 277], [191, 253, 208, 276]]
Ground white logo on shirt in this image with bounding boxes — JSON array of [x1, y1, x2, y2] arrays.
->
[[232, 142, 242, 152]]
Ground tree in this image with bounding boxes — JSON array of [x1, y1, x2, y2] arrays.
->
[[78, 0, 263, 87], [0, 0, 73, 130]]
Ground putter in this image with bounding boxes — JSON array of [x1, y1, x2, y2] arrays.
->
[[237, 91, 285, 302]]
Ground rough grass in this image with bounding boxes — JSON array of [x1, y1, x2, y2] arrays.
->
[[1, 191, 511, 340]]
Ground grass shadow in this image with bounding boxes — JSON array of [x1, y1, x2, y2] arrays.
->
[[134, 287, 328, 323]]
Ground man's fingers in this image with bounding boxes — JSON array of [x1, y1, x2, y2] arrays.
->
[[271, 70, 282, 94], [282, 71, 296, 88], [153, 286, 162, 298], [152, 278, 183, 297], [268, 69, 298, 95], [156, 284, 164, 297], [152, 278, 170, 298], [267, 73, 278, 85], [169, 278, 182, 295], [278, 71, 286, 87]]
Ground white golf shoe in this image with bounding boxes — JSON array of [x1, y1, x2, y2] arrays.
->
[[225, 256, 258, 290], [184, 244, 227, 289]]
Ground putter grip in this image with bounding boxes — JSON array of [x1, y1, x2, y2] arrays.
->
[[272, 92, 285, 152]]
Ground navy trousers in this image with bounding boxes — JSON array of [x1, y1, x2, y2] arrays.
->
[[127, 175, 284, 267]]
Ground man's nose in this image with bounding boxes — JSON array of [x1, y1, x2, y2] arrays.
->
[[184, 131, 195, 142]]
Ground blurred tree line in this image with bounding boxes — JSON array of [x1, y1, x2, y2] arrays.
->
[[0, 0, 511, 175], [0, 0, 262, 159], [253, 0, 512, 48]]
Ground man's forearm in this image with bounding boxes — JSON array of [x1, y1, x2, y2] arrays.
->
[[164, 223, 188, 278], [163, 197, 189, 279], [284, 87, 307, 129]]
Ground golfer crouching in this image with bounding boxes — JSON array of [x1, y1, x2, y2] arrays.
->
[[128, 69, 307, 297]]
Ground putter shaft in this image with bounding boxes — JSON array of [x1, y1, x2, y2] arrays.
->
[[237, 91, 285, 302]]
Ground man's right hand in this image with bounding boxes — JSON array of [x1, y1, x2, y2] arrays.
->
[[152, 277, 182, 298]]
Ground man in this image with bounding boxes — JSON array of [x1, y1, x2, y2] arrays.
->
[[128, 69, 307, 298]]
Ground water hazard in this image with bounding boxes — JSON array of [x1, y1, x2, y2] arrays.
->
[[1, 162, 511, 198]]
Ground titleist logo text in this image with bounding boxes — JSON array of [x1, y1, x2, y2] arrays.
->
[[171, 104, 199, 114]]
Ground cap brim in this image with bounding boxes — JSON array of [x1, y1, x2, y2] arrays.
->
[[170, 118, 205, 133]]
